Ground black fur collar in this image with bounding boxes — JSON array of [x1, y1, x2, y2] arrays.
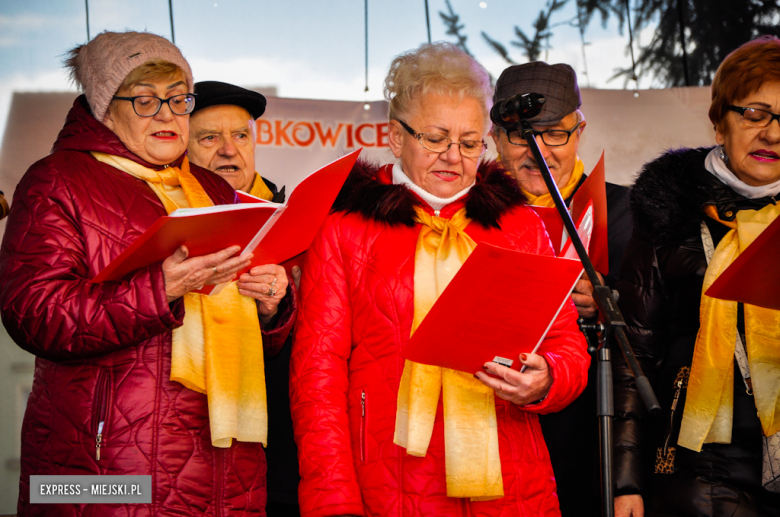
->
[[332, 160, 526, 229], [630, 147, 777, 245]]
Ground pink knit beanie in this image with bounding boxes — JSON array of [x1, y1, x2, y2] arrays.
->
[[65, 31, 194, 123]]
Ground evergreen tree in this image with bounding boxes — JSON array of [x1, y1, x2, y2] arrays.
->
[[449, 0, 780, 87], [591, 0, 780, 86]]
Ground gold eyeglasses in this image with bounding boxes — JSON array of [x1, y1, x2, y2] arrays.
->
[[397, 120, 487, 158]]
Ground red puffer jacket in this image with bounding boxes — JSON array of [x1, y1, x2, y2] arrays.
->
[[0, 96, 294, 517], [290, 162, 589, 517]]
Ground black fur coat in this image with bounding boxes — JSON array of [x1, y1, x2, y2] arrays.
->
[[629, 146, 777, 245], [332, 160, 526, 229], [614, 146, 780, 516]]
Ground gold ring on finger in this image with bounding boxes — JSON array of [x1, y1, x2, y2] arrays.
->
[[213, 266, 218, 275]]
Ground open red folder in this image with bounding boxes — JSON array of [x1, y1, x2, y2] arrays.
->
[[236, 187, 305, 280], [402, 206, 593, 374], [92, 149, 361, 295], [531, 152, 609, 274], [705, 213, 780, 311]]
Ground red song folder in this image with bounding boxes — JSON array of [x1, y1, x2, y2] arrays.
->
[[531, 152, 609, 274], [402, 206, 593, 375], [92, 149, 361, 295], [705, 212, 780, 311]]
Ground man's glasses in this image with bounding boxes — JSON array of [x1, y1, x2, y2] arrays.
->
[[503, 121, 582, 147], [112, 93, 197, 117], [728, 105, 780, 129], [397, 119, 487, 158]]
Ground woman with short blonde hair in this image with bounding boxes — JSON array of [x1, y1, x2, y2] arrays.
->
[[291, 42, 588, 517]]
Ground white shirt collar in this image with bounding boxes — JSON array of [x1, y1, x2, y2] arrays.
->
[[391, 162, 474, 211], [705, 147, 780, 199]]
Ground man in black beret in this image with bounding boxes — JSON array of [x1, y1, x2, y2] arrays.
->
[[491, 62, 633, 517], [189, 81, 300, 517], [188, 81, 284, 202]]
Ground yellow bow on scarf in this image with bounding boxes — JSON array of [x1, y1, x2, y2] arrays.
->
[[678, 203, 780, 452], [92, 152, 268, 448], [394, 206, 503, 500]]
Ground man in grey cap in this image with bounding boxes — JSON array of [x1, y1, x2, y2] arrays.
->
[[188, 80, 284, 202], [492, 62, 632, 517]]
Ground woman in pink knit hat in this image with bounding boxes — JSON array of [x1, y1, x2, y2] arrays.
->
[[0, 31, 294, 516]]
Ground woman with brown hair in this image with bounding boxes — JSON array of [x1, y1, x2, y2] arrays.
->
[[613, 36, 780, 517]]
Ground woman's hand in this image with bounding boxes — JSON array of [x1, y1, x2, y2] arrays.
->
[[162, 245, 251, 302], [615, 494, 644, 517], [474, 353, 553, 406], [237, 264, 289, 325]]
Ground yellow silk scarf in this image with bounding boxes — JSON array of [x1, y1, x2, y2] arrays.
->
[[521, 157, 585, 207], [394, 206, 503, 500], [678, 203, 780, 452], [246, 172, 275, 201], [92, 152, 268, 448]]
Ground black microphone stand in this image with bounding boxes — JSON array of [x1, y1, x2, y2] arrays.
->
[[518, 119, 660, 517]]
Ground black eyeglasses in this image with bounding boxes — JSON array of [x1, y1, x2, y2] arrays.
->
[[728, 105, 780, 129], [397, 119, 487, 158], [112, 93, 197, 117], [503, 121, 582, 147]]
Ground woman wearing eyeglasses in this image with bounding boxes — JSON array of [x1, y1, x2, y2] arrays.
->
[[614, 36, 780, 517], [289, 42, 589, 517], [0, 31, 293, 516]]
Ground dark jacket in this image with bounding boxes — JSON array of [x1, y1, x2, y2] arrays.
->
[[290, 161, 589, 517], [539, 175, 632, 517], [613, 147, 780, 517], [0, 96, 295, 516]]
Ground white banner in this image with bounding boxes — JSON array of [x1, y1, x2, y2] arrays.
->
[[0, 87, 716, 239], [254, 97, 394, 191]]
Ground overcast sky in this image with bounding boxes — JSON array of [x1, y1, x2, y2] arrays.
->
[[0, 0, 654, 141]]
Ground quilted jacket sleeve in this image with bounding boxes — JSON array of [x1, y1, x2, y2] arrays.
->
[[261, 282, 297, 358], [518, 211, 591, 415], [290, 214, 363, 517], [0, 160, 184, 362], [612, 235, 668, 495]]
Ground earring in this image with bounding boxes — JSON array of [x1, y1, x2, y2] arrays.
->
[[718, 145, 729, 164]]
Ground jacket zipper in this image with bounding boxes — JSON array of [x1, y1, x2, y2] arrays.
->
[[360, 390, 367, 462], [93, 370, 111, 461], [215, 447, 224, 517], [661, 367, 690, 458]]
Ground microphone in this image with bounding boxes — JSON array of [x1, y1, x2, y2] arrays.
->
[[490, 92, 546, 128]]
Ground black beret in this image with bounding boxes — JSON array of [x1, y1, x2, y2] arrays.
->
[[192, 81, 267, 119]]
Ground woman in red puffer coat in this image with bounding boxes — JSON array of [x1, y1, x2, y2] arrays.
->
[[0, 31, 294, 516], [290, 43, 589, 517]]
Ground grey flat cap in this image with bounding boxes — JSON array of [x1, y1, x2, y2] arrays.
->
[[494, 62, 581, 125]]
